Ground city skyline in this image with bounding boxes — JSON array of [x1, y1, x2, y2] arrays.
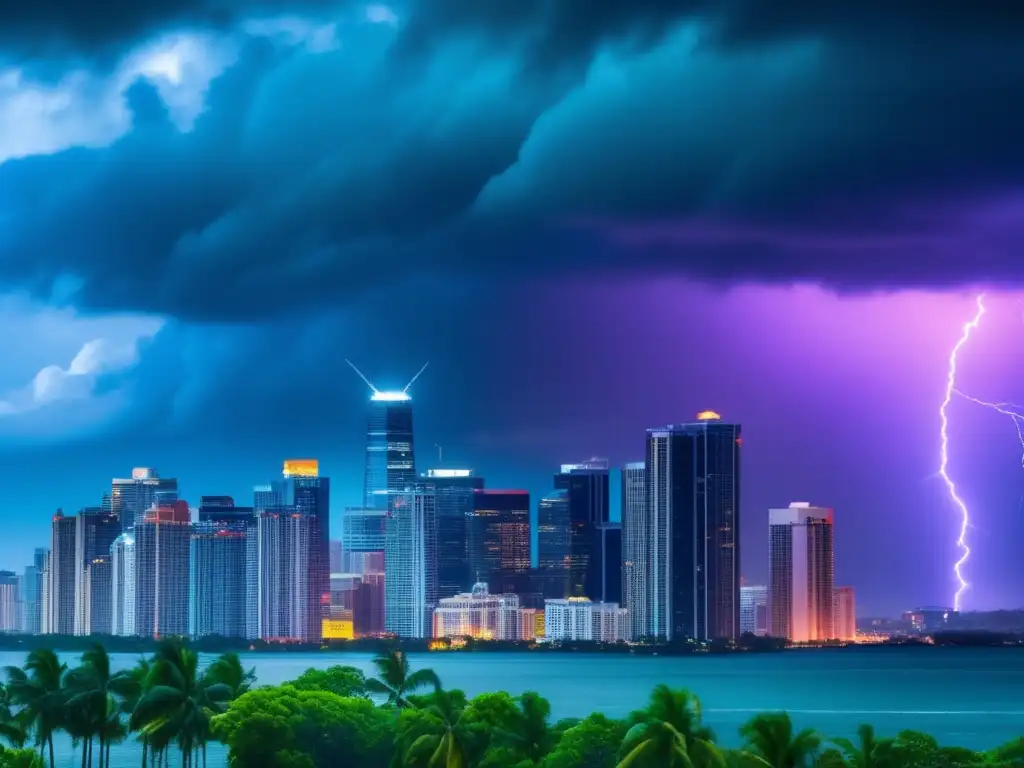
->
[[1, 5, 1024, 621]]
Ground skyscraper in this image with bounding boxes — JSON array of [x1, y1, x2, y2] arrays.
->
[[740, 583, 768, 636], [0, 571, 18, 632], [285, 460, 330, 642], [620, 462, 647, 640], [47, 511, 76, 635], [363, 391, 417, 510], [134, 502, 191, 638], [74, 507, 120, 635], [593, 523, 622, 604], [421, 469, 485, 599], [555, 459, 610, 599], [111, 532, 136, 636], [768, 502, 835, 642], [22, 548, 47, 636], [190, 520, 250, 638], [257, 508, 314, 641], [468, 490, 530, 591], [340, 507, 387, 575], [644, 412, 741, 641], [109, 468, 178, 531], [384, 489, 436, 638], [537, 490, 570, 571]]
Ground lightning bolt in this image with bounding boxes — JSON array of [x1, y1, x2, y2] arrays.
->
[[939, 294, 986, 612], [953, 393, 1024, 470]]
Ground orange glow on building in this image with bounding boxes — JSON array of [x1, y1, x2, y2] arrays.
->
[[696, 410, 722, 421], [283, 459, 319, 478], [322, 618, 354, 640], [145, 501, 191, 523]]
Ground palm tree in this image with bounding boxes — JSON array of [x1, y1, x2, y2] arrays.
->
[[65, 643, 140, 768], [120, 657, 151, 768], [825, 724, 894, 768], [618, 685, 725, 768], [739, 712, 821, 768], [0, 682, 30, 748], [365, 648, 441, 708], [5, 649, 67, 768], [405, 689, 477, 768], [200, 654, 254, 699], [130, 641, 232, 768], [493, 691, 556, 764]]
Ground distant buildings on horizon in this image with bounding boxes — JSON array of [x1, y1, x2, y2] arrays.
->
[[3, 374, 867, 645]]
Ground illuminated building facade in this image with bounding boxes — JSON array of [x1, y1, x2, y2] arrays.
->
[[385, 489, 436, 638], [285, 460, 331, 642], [432, 583, 521, 640], [340, 507, 387, 575], [46, 511, 77, 635], [190, 522, 249, 638], [74, 507, 120, 635], [134, 502, 192, 638], [555, 459, 610, 599], [0, 572, 17, 632], [740, 583, 768, 636], [364, 391, 417, 510], [834, 586, 856, 641], [257, 508, 314, 641], [108, 468, 178, 532], [543, 598, 629, 642], [111, 533, 135, 636], [620, 462, 647, 639], [422, 469, 485, 598], [768, 503, 835, 642], [469, 489, 530, 590], [645, 413, 741, 641]]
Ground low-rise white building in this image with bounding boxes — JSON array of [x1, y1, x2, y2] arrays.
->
[[544, 598, 629, 642], [433, 583, 521, 640]]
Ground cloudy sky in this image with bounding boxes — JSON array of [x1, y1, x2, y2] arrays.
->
[[2, 1, 1023, 616]]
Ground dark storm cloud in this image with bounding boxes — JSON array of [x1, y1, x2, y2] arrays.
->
[[3, 4, 1024, 320]]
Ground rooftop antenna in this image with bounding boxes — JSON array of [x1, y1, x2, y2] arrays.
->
[[345, 360, 380, 395], [403, 361, 429, 394]]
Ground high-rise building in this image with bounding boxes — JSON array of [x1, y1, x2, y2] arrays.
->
[[555, 459, 610, 599], [111, 532, 136, 636], [620, 462, 647, 640], [421, 469, 485, 599], [537, 491, 570, 573], [592, 523, 622, 604], [39, 550, 52, 635], [284, 460, 330, 642], [22, 548, 47, 635], [468, 490, 530, 591], [363, 389, 417, 510], [740, 584, 768, 636], [257, 508, 314, 641], [768, 502, 835, 642], [644, 413, 741, 641], [109, 468, 178, 531], [432, 583, 522, 640], [134, 502, 191, 638], [190, 521, 250, 638], [340, 507, 387, 575], [74, 507, 120, 635], [353, 572, 385, 637], [329, 540, 343, 573], [0, 571, 18, 632], [384, 489, 436, 638], [834, 586, 856, 642], [47, 511, 77, 635]]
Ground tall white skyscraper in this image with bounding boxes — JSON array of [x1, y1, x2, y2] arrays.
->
[[768, 502, 835, 642], [384, 489, 436, 638], [111, 532, 136, 636], [0, 571, 18, 633], [257, 511, 313, 641], [620, 462, 646, 640]]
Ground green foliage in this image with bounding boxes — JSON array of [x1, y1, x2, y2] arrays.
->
[[365, 647, 441, 707], [540, 713, 626, 768], [212, 684, 393, 768], [738, 712, 820, 768], [0, 747, 44, 768], [288, 666, 368, 698]]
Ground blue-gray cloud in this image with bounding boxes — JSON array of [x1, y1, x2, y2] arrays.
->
[[1, 3, 1023, 324]]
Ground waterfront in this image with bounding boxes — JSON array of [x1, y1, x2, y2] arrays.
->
[[12, 646, 1022, 766]]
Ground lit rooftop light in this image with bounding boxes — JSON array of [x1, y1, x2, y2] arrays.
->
[[696, 410, 721, 421], [371, 391, 411, 402]]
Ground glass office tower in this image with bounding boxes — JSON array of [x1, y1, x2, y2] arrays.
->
[[645, 412, 741, 642], [364, 393, 416, 509], [420, 469, 485, 598]]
